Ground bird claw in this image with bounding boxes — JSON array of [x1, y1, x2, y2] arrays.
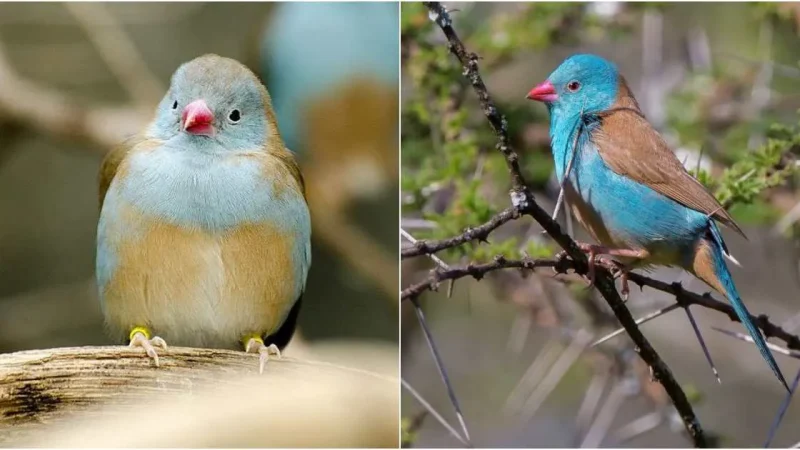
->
[[245, 338, 281, 374], [129, 331, 168, 367], [555, 244, 631, 300], [596, 256, 630, 301]]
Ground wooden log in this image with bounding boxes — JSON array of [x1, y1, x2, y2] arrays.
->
[[0, 346, 399, 447]]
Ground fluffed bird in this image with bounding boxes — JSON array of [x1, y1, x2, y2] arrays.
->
[[96, 54, 311, 373], [527, 53, 789, 391]]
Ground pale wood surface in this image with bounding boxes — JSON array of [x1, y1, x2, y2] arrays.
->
[[0, 346, 399, 447]]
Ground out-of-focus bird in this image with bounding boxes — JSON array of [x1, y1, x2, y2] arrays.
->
[[96, 54, 311, 373], [255, 3, 399, 300], [527, 53, 788, 391]]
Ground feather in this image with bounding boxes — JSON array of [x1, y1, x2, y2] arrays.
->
[[591, 77, 746, 239]]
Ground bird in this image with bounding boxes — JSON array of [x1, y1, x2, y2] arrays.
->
[[526, 53, 789, 391], [96, 54, 311, 373]]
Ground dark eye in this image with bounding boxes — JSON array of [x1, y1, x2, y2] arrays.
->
[[172, 100, 178, 110], [228, 109, 241, 122], [567, 81, 581, 92]]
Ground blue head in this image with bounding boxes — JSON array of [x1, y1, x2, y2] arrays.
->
[[527, 54, 621, 121], [147, 54, 280, 155]]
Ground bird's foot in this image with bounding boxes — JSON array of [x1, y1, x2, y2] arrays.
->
[[244, 336, 282, 374], [597, 256, 631, 301], [569, 243, 641, 299], [129, 327, 168, 367], [553, 245, 600, 286]]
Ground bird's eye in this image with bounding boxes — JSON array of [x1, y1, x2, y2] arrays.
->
[[567, 81, 581, 92], [172, 100, 178, 110], [228, 109, 241, 123]]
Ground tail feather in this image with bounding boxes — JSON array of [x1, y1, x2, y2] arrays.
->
[[692, 231, 789, 392]]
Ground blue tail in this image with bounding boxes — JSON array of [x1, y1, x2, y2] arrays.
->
[[703, 225, 789, 391]]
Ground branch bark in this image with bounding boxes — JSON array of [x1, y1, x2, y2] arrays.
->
[[402, 207, 520, 258], [0, 346, 398, 447]]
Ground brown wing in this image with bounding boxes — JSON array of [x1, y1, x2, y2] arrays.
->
[[98, 136, 145, 209], [591, 108, 745, 238], [271, 146, 307, 200]]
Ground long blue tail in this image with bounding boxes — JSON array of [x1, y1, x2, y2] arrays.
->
[[700, 225, 789, 391]]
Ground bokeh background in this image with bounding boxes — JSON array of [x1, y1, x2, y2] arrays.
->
[[0, 3, 397, 373], [401, 2, 800, 448]]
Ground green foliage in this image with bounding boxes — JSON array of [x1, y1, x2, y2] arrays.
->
[[400, 2, 433, 39], [752, 2, 798, 23], [688, 120, 800, 218], [469, 3, 634, 67]]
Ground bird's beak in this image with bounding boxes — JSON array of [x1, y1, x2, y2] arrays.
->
[[182, 99, 215, 137], [526, 80, 558, 103]]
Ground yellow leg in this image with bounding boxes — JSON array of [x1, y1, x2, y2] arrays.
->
[[128, 326, 168, 367], [243, 335, 281, 374]]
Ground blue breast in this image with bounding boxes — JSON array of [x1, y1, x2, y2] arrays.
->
[[550, 117, 708, 262]]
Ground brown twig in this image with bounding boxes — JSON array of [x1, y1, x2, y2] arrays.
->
[[401, 206, 519, 258], [421, 2, 707, 445], [402, 255, 555, 300], [405, 255, 800, 352], [624, 270, 800, 350]]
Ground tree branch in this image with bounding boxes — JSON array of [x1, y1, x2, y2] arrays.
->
[[401, 206, 519, 258], [404, 255, 800, 352], [0, 346, 398, 447], [402, 255, 556, 300], [420, 2, 707, 446]]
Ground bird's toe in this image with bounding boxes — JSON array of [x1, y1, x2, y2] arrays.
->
[[129, 330, 167, 367], [244, 336, 282, 374]]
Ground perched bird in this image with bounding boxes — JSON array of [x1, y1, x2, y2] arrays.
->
[[96, 54, 311, 372], [527, 54, 788, 391]]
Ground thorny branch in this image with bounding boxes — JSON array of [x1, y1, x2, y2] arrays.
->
[[402, 256, 556, 300], [401, 206, 519, 258], [418, 2, 707, 446], [403, 254, 800, 353]]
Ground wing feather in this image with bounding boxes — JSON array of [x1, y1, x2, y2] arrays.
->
[[591, 93, 745, 238]]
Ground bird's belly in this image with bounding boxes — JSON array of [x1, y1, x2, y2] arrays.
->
[[96, 147, 311, 348], [99, 208, 300, 348]]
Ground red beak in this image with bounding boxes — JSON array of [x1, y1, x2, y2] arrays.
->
[[182, 99, 215, 136], [526, 80, 558, 103]]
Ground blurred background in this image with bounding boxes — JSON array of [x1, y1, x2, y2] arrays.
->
[[401, 2, 800, 448], [0, 3, 398, 374]]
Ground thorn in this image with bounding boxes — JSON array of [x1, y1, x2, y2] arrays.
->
[[580, 382, 629, 448], [552, 186, 566, 222], [764, 367, 800, 448], [504, 339, 562, 415], [723, 251, 742, 267], [610, 410, 664, 445], [550, 105, 584, 224], [411, 299, 472, 444], [684, 306, 722, 384], [402, 379, 470, 447], [517, 330, 593, 422], [575, 369, 611, 441], [591, 303, 681, 347], [711, 327, 800, 359]]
